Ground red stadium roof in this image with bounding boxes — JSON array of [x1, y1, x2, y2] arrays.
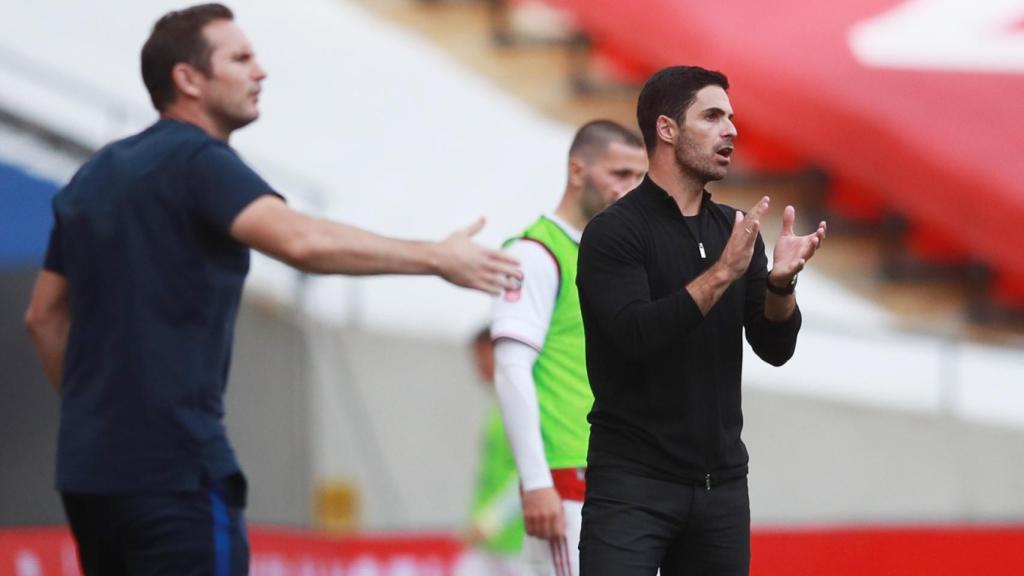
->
[[560, 0, 1024, 300]]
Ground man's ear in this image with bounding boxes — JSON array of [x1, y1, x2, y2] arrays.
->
[[170, 62, 204, 100], [567, 156, 587, 189], [656, 114, 678, 147]]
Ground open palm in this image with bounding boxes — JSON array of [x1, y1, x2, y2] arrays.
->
[[771, 205, 826, 282]]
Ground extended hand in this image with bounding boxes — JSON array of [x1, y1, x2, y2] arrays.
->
[[717, 196, 770, 282], [437, 218, 522, 294], [771, 206, 826, 284], [521, 486, 565, 540]]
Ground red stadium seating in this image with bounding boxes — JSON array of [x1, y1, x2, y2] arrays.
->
[[555, 0, 1024, 306]]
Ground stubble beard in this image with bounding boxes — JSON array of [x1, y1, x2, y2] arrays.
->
[[580, 173, 606, 222], [674, 134, 726, 185], [207, 108, 256, 140]]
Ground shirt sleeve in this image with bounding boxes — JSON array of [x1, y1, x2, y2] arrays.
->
[[493, 339, 553, 491], [490, 239, 560, 350], [576, 211, 705, 361], [188, 143, 282, 234], [42, 202, 65, 275], [743, 228, 802, 366]]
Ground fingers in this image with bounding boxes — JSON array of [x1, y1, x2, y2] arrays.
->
[[746, 195, 770, 223], [800, 221, 828, 259], [525, 509, 562, 539], [459, 217, 486, 238], [746, 217, 761, 239], [485, 251, 522, 293], [477, 272, 519, 295], [459, 269, 515, 296], [538, 502, 565, 539], [782, 205, 796, 236], [522, 489, 565, 540], [487, 249, 522, 275], [524, 515, 542, 538], [552, 504, 566, 539], [731, 209, 758, 240], [449, 242, 522, 294], [736, 196, 768, 241], [735, 214, 760, 243]]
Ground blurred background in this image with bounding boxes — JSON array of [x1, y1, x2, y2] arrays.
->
[[2, 0, 1023, 573]]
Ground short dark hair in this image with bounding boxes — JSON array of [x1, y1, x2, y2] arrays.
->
[[636, 66, 729, 153], [568, 119, 643, 161], [141, 3, 235, 112]]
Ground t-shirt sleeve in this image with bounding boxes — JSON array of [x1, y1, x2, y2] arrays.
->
[[189, 143, 282, 233], [490, 239, 560, 351], [42, 203, 65, 275]]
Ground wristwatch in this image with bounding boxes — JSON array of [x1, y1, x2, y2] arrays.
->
[[766, 273, 797, 295]]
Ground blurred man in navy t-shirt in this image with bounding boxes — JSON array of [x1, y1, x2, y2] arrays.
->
[[24, 4, 520, 575]]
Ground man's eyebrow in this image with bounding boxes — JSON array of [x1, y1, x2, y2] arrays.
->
[[702, 106, 734, 119]]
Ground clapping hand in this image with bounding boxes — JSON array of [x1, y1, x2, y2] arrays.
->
[[770, 206, 826, 286]]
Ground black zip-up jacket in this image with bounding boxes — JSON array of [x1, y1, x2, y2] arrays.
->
[[577, 176, 801, 487]]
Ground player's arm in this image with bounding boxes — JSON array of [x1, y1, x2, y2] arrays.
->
[[494, 339, 565, 540], [229, 195, 520, 294], [491, 239, 564, 540], [25, 270, 70, 393]]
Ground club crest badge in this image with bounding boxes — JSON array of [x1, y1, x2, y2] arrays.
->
[[503, 275, 524, 303]]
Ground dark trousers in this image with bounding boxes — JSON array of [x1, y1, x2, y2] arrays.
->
[[61, 474, 249, 576], [579, 468, 750, 576]]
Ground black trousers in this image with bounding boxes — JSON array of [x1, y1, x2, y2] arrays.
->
[[61, 473, 249, 576], [579, 468, 750, 576]]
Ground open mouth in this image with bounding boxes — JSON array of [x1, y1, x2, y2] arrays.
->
[[716, 146, 734, 162]]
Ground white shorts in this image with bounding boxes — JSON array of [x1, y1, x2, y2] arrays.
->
[[522, 499, 582, 576]]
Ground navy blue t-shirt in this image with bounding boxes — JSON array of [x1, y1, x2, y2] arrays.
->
[[43, 118, 280, 493]]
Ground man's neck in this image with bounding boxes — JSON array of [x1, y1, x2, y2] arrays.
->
[[648, 154, 705, 217], [554, 193, 587, 232], [161, 106, 230, 142]]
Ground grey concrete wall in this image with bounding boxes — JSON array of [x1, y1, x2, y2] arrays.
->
[[4, 282, 1024, 529], [0, 288, 315, 527], [319, 330, 1024, 529], [745, 388, 1024, 524], [305, 325, 489, 531], [224, 298, 314, 526], [0, 268, 64, 526]]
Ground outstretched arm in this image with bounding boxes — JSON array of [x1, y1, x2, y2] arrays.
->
[[229, 196, 520, 294]]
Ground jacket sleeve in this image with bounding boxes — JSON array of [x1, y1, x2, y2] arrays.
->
[[742, 233, 802, 366], [577, 211, 705, 362]]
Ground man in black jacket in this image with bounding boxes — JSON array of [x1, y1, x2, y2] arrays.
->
[[576, 66, 827, 575]]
